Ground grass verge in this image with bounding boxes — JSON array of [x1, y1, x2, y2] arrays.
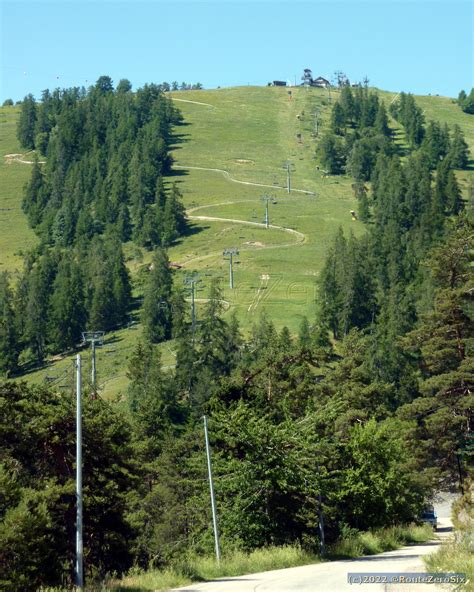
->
[[113, 525, 432, 591], [111, 544, 319, 591], [38, 525, 434, 591], [424, 531, 474, 592], [329, 523, 433, 559]]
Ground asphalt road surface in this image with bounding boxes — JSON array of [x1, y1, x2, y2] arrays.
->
[[173, 494, 456, 592]]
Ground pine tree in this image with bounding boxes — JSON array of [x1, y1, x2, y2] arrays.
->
[[141, 248, 173, 343], [421, 121, 449, 169], [22, 158, 47, 227], [298, 317, 312, 352], [17, 94, 37, 149], [75, 206, 95, 241], [445, 170, 463, 215], [318, 228, 346, 339], [116, 79, 132, 93], [88, 271, 116, 331], [116, 204, 132, 241], [353, 181, 370, 222], [347, 138, 376, 181], [330, 102, 345, 135], [447, 125, 469, 169], [0, 273, 19, 375], [161, 182, 187, 246], [399, 219, 473, 487], [48, 256, 85, 351], [127, 341, 183, 450], [316, 133, 344, 174], [24, 254, 57, 362], [375, 102, 390, 136], [108, 238, 132, 324], [339, 86, 355, 124]]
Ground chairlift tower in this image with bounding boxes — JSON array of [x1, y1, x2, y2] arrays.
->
[[282, 161, 295, 193], [184, 273, 202, 336], [81, 331, 104, 395], [223, 248, 239, 289], [262, 195, 274, 228]]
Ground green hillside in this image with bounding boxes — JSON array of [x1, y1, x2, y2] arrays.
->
[[1, 85, 472, 398]]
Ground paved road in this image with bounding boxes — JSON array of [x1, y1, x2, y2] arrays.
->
[[173, 495, 455, 592]]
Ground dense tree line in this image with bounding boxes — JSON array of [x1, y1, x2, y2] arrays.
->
[[0, 233, 132, 372], [317, 88, 470, 180], [0, 77, 189, 374], [317, 86, 394, 177], [159, 81, 204, 92], [457, 88, 474, 114], [18, 76, 186, 250]]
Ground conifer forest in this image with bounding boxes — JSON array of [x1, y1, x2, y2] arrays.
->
[[0, 75, 472, 591]]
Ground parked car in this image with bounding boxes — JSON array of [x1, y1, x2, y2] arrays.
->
[[420, 506, 438, 530]]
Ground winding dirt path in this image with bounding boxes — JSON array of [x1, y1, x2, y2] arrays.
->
[[170, 98, 216, 108], [188, 214, 305, 242], [180, 212, 306, 268], [174, 164, 316, 195], [3, 151, 45, 165], [187, 200, 256, 214]]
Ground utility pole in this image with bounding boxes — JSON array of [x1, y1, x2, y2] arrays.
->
[[318, 490, 326, 556], [203, 415, 221, 563], [223, 248, 239, 289], [262, 195, 273, 228], [75, 354, 84, 590], [184, 274, 201, 337], [81, 331, 104, 395]]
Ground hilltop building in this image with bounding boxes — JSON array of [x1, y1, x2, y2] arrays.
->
[[301, 69, 331, 88], [313, 76, 330, 88]]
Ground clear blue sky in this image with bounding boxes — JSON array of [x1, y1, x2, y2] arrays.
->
[[1, 0, 472, 102]]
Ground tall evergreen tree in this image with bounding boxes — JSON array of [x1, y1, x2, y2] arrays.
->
[[316, 133, 344, 174], [48, 256, 86, 351], [330, 102, 345, 135], [374, 102, 390, 137], [127, 341, 183, 451], [17, 94, 37, 149], [0, 273, 19, 375], [23, 253, 57, 362], [447, 125, 469, 169], [141, 248, 173, 343]]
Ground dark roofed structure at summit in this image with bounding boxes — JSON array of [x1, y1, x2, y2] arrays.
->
[[313, 76, 330, 88], [301, 69, 331, 88]]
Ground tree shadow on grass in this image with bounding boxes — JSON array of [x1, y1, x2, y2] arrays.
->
[[463, 158, 474, 171], [172, 222, 210, 246]]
